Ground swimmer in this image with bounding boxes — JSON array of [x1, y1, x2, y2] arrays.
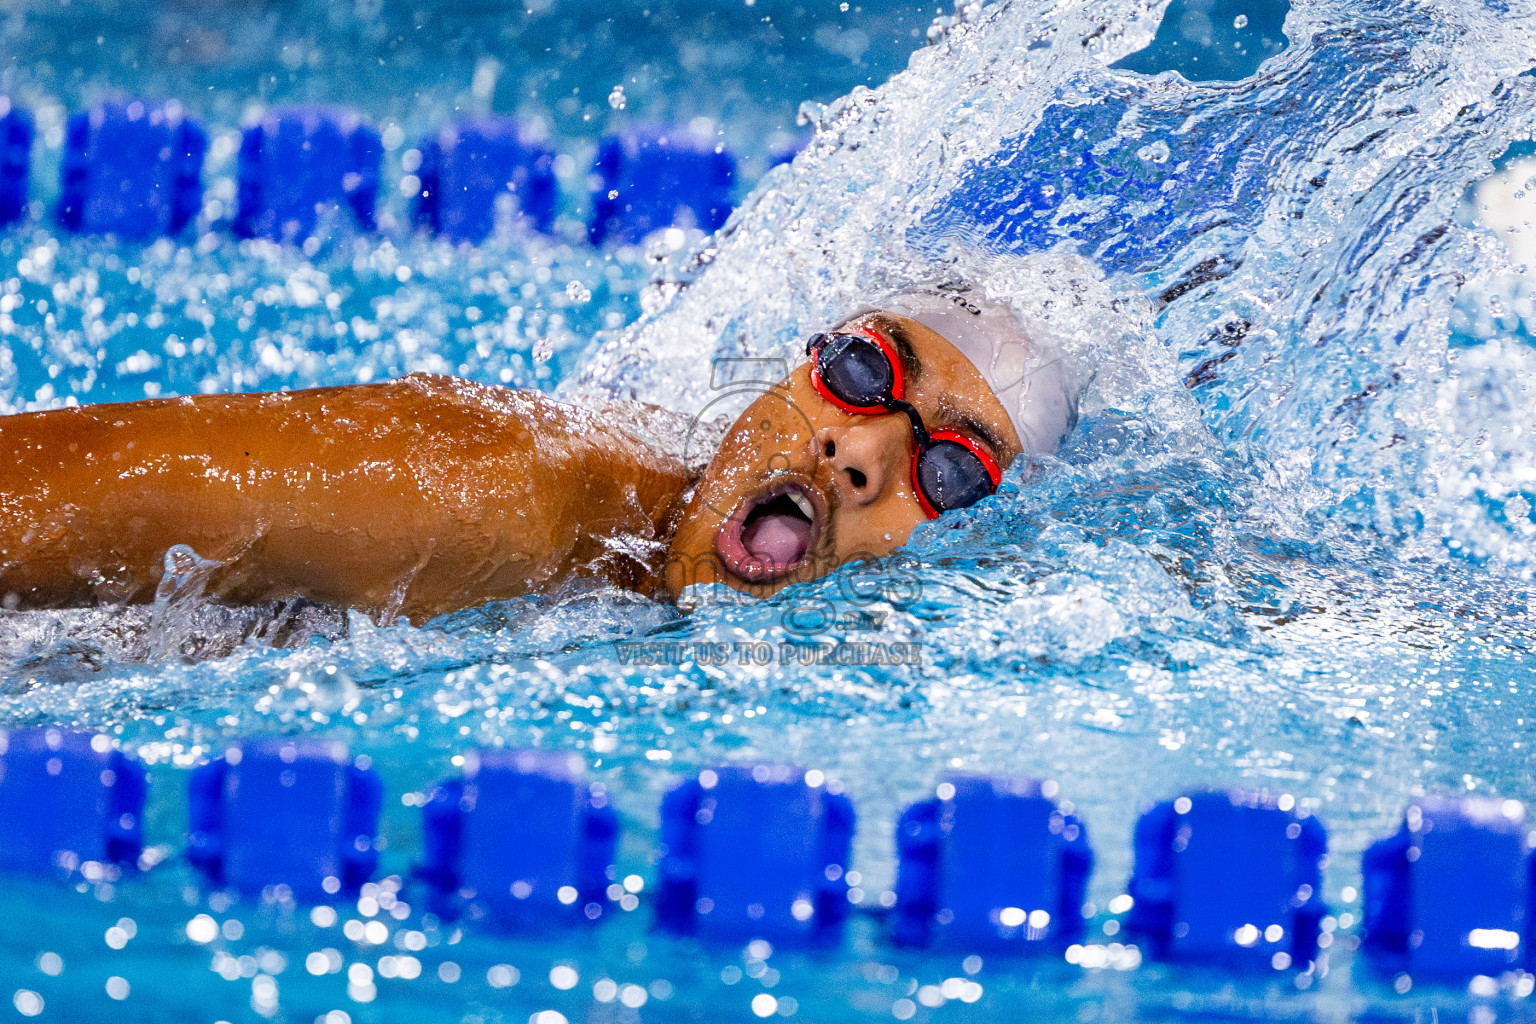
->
[[0, 286, 1076, 621]]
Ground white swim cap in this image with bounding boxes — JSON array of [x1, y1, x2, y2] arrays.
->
[[879, 286, 1077, 456]]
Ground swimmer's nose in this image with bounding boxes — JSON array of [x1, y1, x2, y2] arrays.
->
[[815, 419, 912, 507]]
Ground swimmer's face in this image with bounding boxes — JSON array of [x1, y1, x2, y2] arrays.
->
[[665, 311, 1024, 599]]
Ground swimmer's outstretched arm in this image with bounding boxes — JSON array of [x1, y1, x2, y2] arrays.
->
[[0, 374, 695, 621]]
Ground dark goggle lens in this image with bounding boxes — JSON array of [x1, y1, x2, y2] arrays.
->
[[915, 440, 996, 512], [816, 333, 895, 408]]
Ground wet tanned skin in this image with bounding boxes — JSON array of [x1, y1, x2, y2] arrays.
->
[[664, 311, 1024, 599], [0, 374, 693, 622], [0, 311, 1021, 618]]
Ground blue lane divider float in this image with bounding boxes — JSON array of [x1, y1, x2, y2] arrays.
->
[[1125, 790, 1328, 969], [1363, 796, 1533, 977], [57, 99, 206, 239], [4, 97, 745, 246], [893, 775, 1092, 951], [655, 764, 854, 946], [17, 728, 1536, 985], [0, 728, 144, 876], [418, 748, 617, 927], [232, 106, 381, 243], [187, 738, 381, 902], [413, 117, 559, 242], [0, 97, 31, 228], [588, 125, 737, 246]]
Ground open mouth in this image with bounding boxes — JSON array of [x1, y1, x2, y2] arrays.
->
[[715, 481, 823, 584]]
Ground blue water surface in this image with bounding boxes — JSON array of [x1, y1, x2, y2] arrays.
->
[[6, 0, 1536, 1021]]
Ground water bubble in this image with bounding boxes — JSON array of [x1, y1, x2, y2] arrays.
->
[[1234, 14, 1249, 28], [186, 915, 218, 944], [608, 86, 627, 111], [471, 57, 502, 102]]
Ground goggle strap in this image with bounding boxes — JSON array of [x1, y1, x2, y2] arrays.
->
[[888, 398, 930, 450]]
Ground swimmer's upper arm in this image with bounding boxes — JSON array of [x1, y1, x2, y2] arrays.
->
[[0, 378, 693, 618]]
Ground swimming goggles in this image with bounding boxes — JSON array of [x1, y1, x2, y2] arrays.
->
[[805, 327, 1002, 518]]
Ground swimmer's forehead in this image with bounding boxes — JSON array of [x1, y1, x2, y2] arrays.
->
[[834, 309, 1021, 459]]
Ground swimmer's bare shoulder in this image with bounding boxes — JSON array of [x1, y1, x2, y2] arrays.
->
[[0, 374, 695, 620]]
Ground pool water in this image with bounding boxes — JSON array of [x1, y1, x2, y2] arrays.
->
[[6, 0, 1536, 1020]]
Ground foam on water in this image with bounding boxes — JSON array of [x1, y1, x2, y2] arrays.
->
[[7, 0, 1536, 1019]]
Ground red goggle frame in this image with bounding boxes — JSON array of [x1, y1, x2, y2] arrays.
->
[[807, 326, 1002, 519]]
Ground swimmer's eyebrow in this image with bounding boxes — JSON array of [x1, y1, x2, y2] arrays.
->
[[938, 398, 1008, 459], [879, 320, 924, 382]]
